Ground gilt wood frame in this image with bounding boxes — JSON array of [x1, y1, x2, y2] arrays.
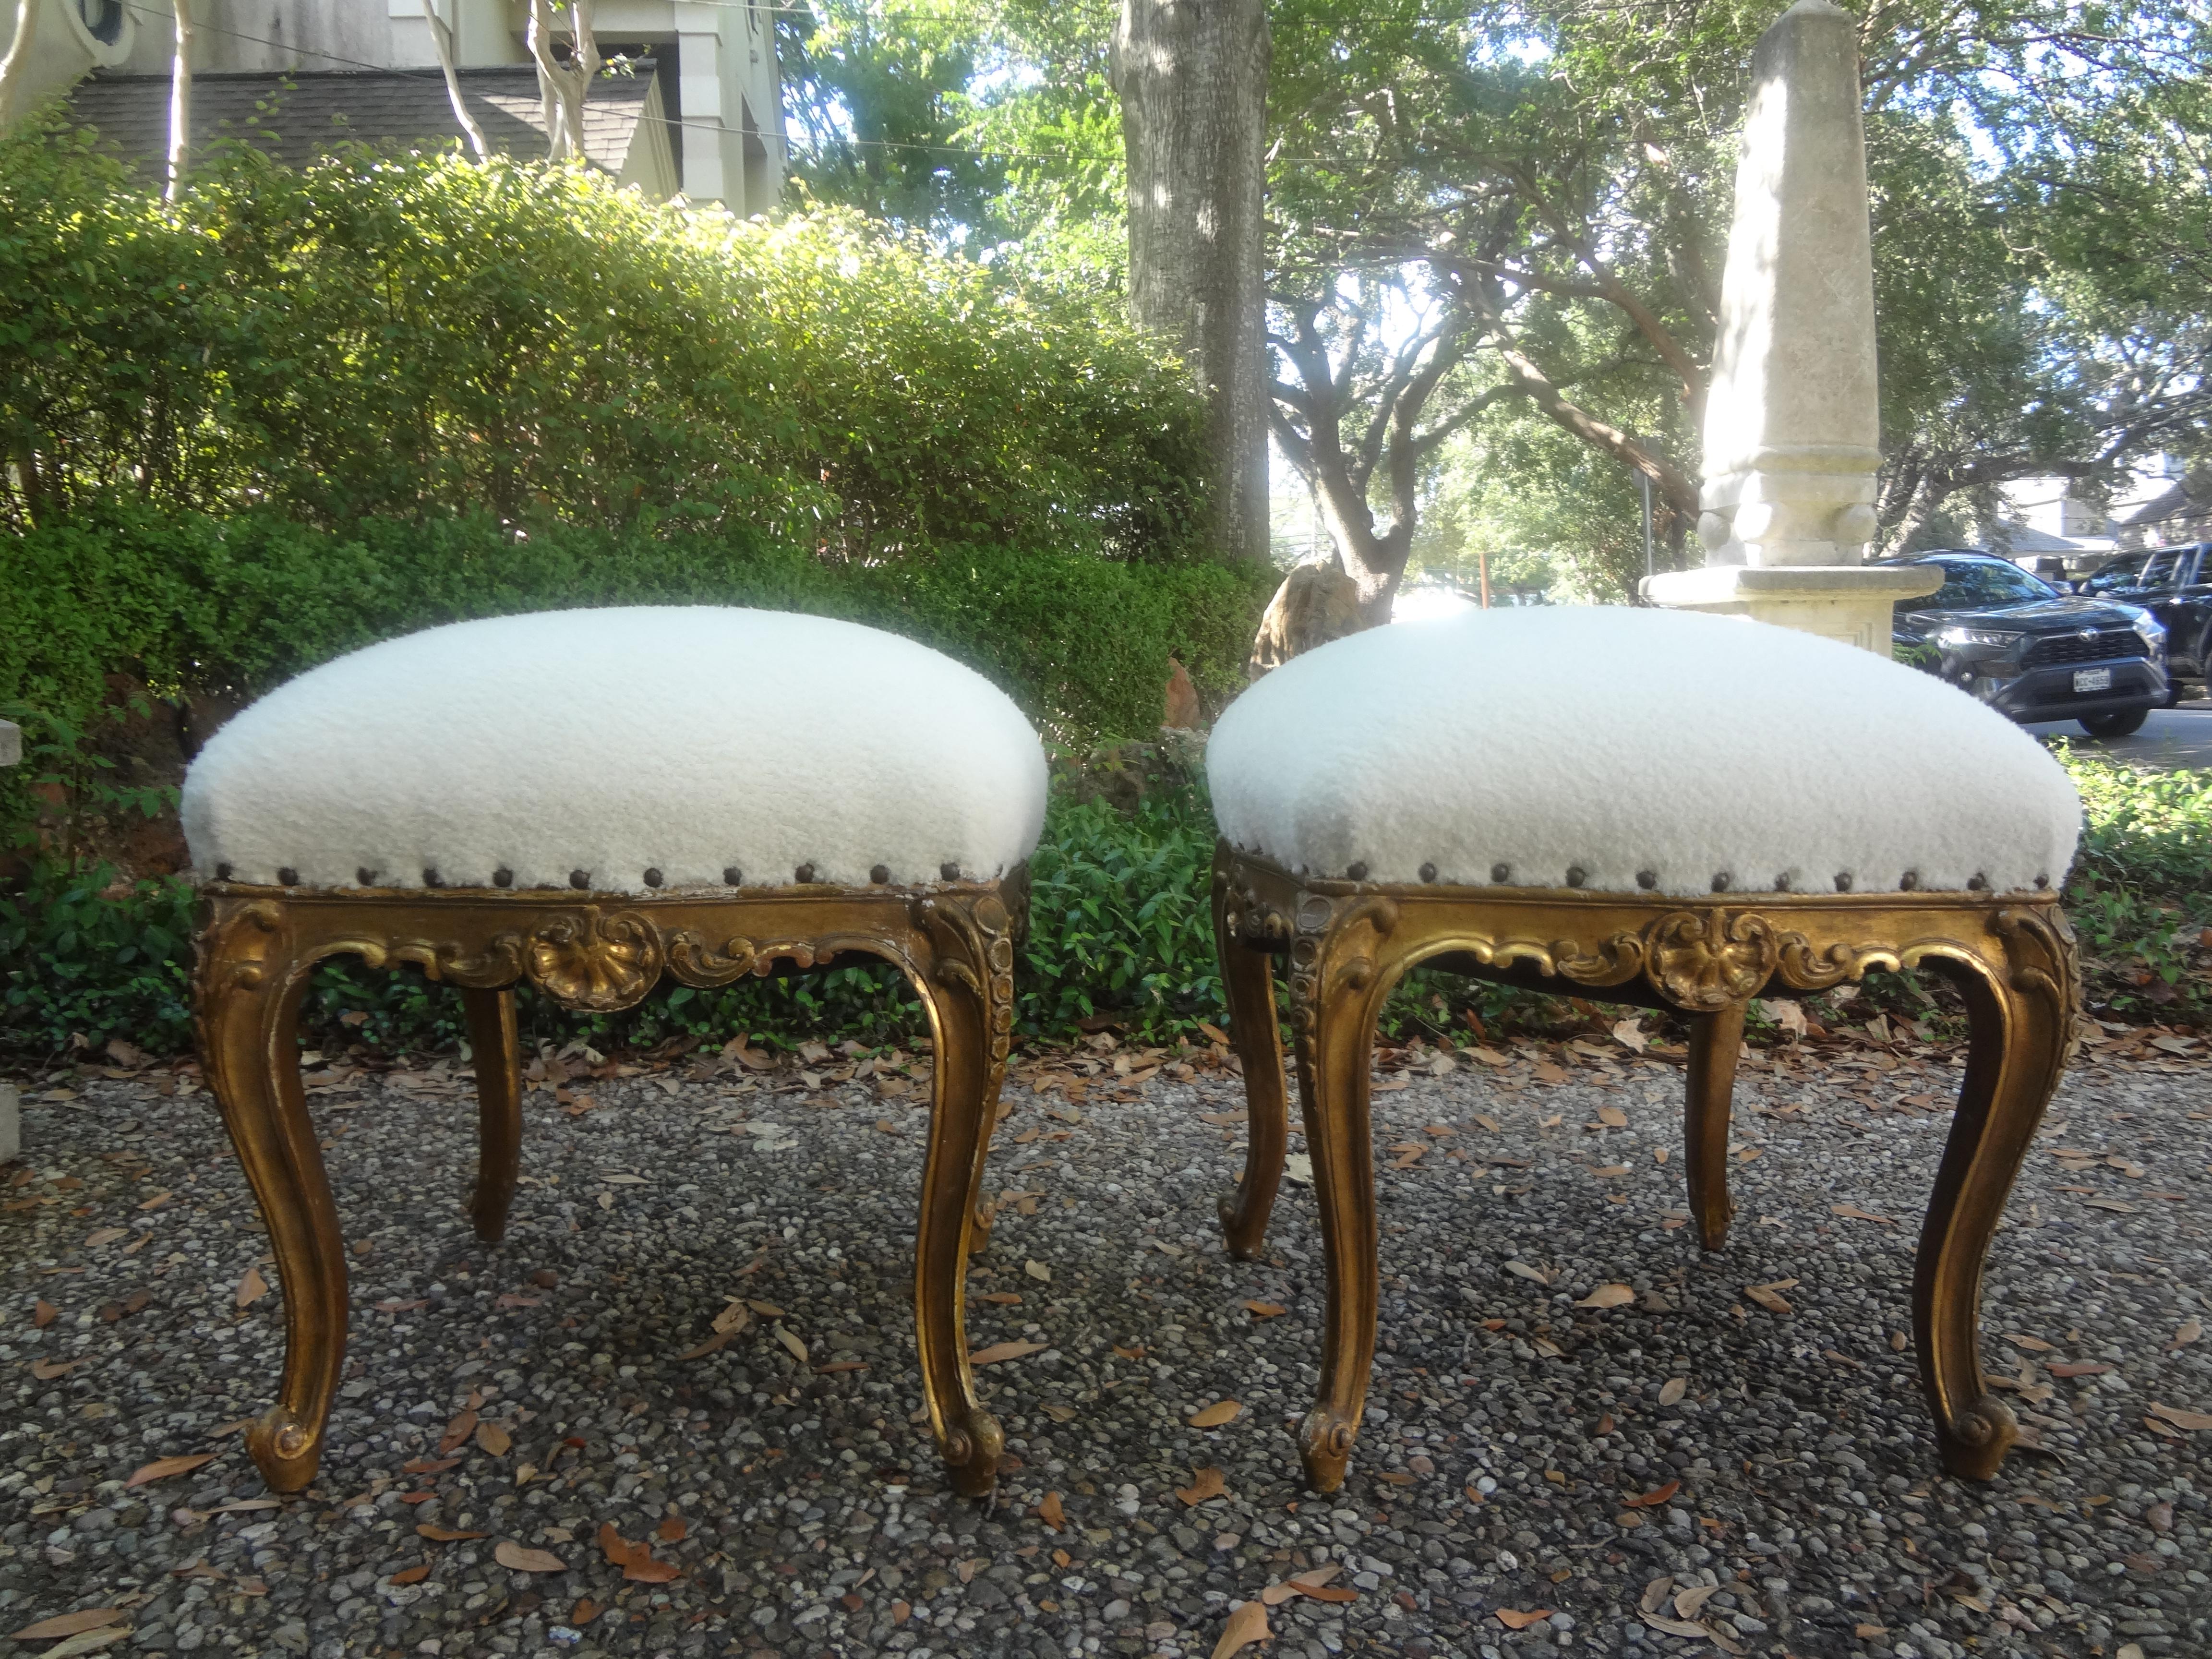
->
[[1208, 841, 2079, 1491], [194, 875, 1024, 1497]]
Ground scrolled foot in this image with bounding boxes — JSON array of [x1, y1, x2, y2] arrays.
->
[[247, 1406, 324, 1493], [1936, 1393, 2019, 1482], [1217, 1191, 1265, 1262], [1297, 1406, 1359, 1493], [1696, 1193, 1735, 1255], [938, 1406, 1006, 1498]]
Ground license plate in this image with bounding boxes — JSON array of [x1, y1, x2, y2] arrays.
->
[[2074, 668, 2113, 693]]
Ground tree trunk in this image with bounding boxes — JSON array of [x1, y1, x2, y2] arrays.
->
[[527, 0, 599, 162], [425, 0, 490, 159], [0, 0, 39, 130], [165, 0, 194, 202], [1110, 0, 1271, 567]]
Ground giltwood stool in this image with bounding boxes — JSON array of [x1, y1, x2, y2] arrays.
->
[[183, 606, 1046, 1496], [1204, 606, 2082, 1491]]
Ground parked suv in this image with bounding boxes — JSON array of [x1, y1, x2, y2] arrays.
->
[[1880, 550, 2169, 736], [2077, 541, 2212, 696]]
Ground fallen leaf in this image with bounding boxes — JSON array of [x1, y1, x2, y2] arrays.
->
[[1575, 1283, 1634, 1310], [2004, 1333, 2054, 1352], [494, 1541, 567, 1574], [1622, 1479, 1681, 1508], [403, 1456, 461, 1476], [10, 1609, 124, 1641], [968, 1340, 1047, 1366], [30, 1356, 83, 1380], [1830, 1202, 1893, 1224], [1038, 1491, 1065, 1531], [1024, 1259, 1052, 1284], [417, 1525, 486, 1542], [1744, 1281, 1796, 1314], [1495, 1608, 1553, 1630], [1645, 1613, 1719, 1640], [624, 1557, 680, 1584], [84, 1228, 126, 1249], [1612, 1019, 1648, 1052], [2150, 1402, 2212, 1431], [388, 1564, 431, 1585], [2083, 1198, 2137, 1213], [2172, 1320, 2202, 1350], [711, 1301, 752, 1336], [1283, 1154, 1314, 1186], [1854, 1623, 1888, 1639], [1298, 1583, 1358, 1603], [1244, 1300, 1286, 1319], [571, 1598, 601, 1625], [1674, 1584, 1716, 1618], [1504, 1260, 1551, 1286], [657, 1515, 687, 1543], [1177, 1467, 1228, 1506], [1598, 1105, 1629, 1128], [1041, 1402, 1078, 1422], [1533, 1061, 1569, 1085], [1658, 1377, 1687, 1407], [476, 1421, 512, 1457], [34, 1299, 57, 1328], [2050, 1361, 2114, 1378], [1211, 1599, 1270, 1659], [439, 1409, 478, 1455], [126, 1453, 216, 1488], [1639, 1576, 1675, 1614], [775, 1326, 809, 1364], [1189, 1400, 1242, 1428]]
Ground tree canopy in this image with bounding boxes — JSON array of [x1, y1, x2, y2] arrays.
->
[[785, 0, 2209, 601]]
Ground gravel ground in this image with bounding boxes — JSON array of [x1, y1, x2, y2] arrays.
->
[[0, 1013, 2207, 1659]]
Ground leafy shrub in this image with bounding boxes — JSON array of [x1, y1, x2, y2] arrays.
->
[[2055, 747, 2212, 1017]]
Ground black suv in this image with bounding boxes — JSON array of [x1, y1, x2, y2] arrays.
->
[[2076, 541, 2212, 695], [1880, 550, 2169, 736]]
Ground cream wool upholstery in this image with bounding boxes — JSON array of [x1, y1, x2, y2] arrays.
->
[[182, 607, 1049, 892], [1207, 606, 2080, 897]]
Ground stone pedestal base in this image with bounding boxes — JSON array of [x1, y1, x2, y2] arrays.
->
[[1642, 564, 1941, 659]]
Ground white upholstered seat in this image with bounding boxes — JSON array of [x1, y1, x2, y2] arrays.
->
[[1207, 606, 2080, 897], [182, 607, 1049, 892]]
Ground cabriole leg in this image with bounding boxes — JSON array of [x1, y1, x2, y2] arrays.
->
[[1214, 869, 1289, 1260], [1915, 926, 2075, 1479], [912, 892, 1016, 1498], [197, 909, 346, 1493], [461, 986, 523, 1243], [1683, 1001, 1745, 1251]]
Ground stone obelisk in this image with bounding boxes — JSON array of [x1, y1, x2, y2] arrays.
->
[[1645, 0, 1937, 651]]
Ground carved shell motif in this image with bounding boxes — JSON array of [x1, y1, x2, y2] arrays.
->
[[525, 912, 663, 1011], [1645, 910, 1778, 1010]]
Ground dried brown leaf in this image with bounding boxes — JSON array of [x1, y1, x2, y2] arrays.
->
[[1211, 1599, 1271, 1659], [10, 1609, 124, 1641], [1037, 1491, 1065, 1531], [1176, 1467, 1228, 1506], [126, 1453, 216, 1488], [968, 1340, 1047, 1366], [1188, 1400, 1242, 1428], [1495, 1609, 1553, 1630], [1575, 1283, 1634, 1309], [234, 1266, 269, 1310], [476, 1421, 512, 1457], [494, 1541, 567, 1574], [1657, 1377, 1687, 1407], [417, 1525, 486, 1542]]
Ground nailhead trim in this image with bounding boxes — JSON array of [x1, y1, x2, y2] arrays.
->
[[1835, 872, 1853, 892], [1491, 863, 1512, 883], [1899, 871, 1920, 891], [216, 863, 233, 880], [1711, 872, 1732, 893], [569, 869, 590, 890], [1565, 866, 1586, 888], [493, 868, 514, 889], [1966, 873, 1987, 891], [941, 861, 961, 881], [1636, 870, 1657, 890], [1774, 873, 1791, 892], [1419, 862, 1438, 883], [795, 863, 817, 884], [2034, 873, 2049, 889], [643, 868, 664, 889], [871, 864, 891, 884], [357, 867, 377, 886], [422, 868, 444, 889], [277, 866, 299, 886], [1347, 862, 1369, 881], [723, 866, 743, 887]]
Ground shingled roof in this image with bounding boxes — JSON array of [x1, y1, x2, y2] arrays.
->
[[64, 63, 665, 181]]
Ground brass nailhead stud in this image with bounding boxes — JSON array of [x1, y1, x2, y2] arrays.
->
[[216, 863, 233, 880], [1899, 871, 1920, 891], [643, 868, 664, 889], [1834, 872, 1853, 892], [569, 869, 590, 890], [941, 861, 962, 881], [1966, 873, 1987, 891], [1636, 870, 1658, 890], [493, 868, 513, 889], [1711, 872, 1732, 892], [2034, 873, 2050, 889], [422, 868, 443, 888], [1346, 862, 1369, 881], [357, 866, 377, 886], [795, 863, 817, 884], [723, 866, 743, 887], [1565, 866, 1586, 888], [277, 866, 299, 887], [1419, 862, 1438, 884], [1774, 873, 1792, 892], [1491, 863, 1512, 884], [871, 864, 891, 884]]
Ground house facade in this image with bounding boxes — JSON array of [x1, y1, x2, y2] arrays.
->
[[1, 0, 782, 212]]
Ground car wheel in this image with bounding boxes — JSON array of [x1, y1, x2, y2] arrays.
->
[[2080, 709, 2149, 738]]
